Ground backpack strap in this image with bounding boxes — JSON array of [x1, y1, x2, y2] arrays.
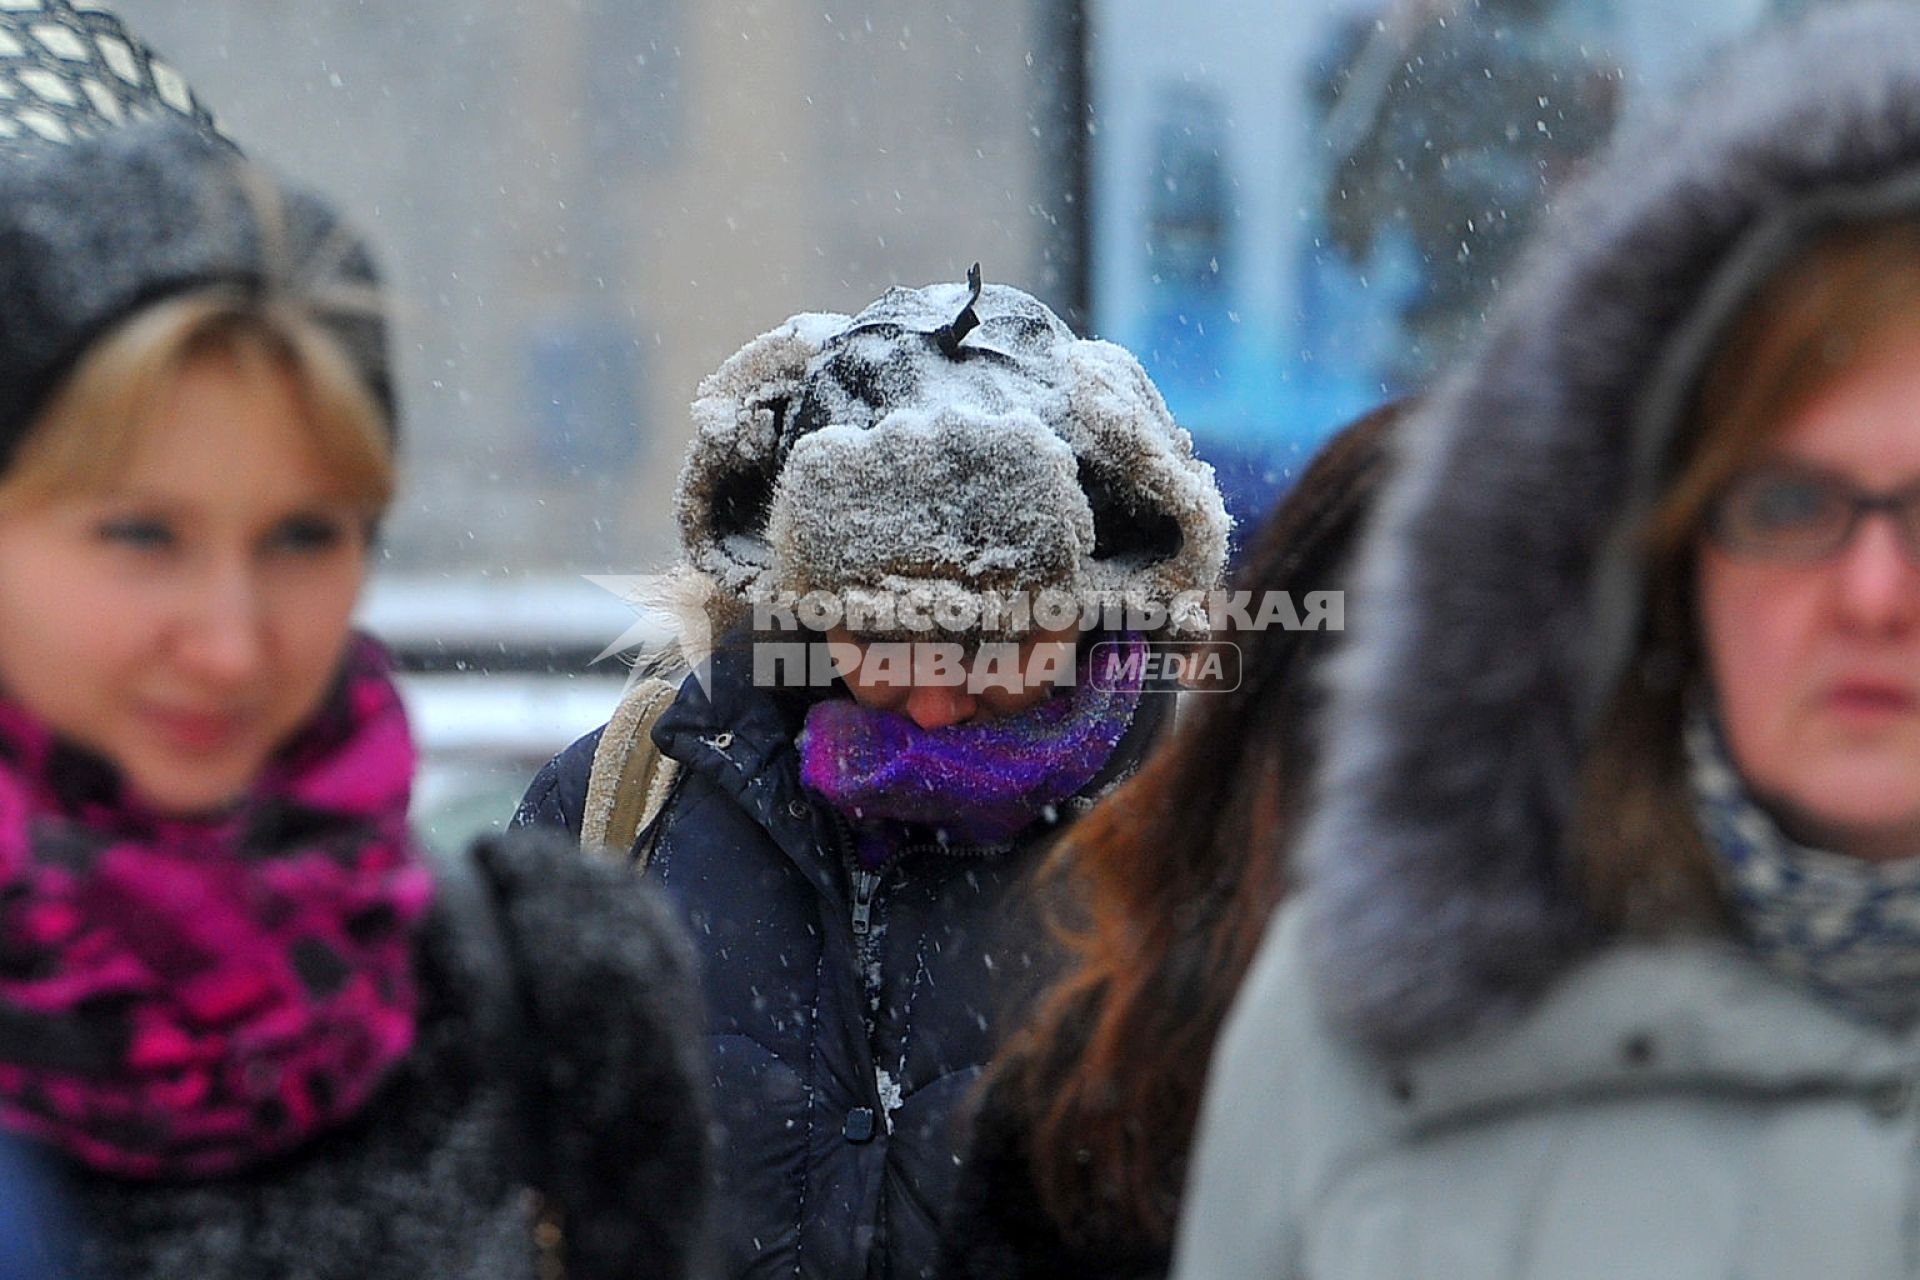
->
[[581, 675, 683, 870]]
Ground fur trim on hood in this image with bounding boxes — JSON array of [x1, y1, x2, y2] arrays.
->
[[1300, 3, 1920, 1056]]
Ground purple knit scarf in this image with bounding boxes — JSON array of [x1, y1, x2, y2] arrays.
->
[[0, 635, 433, 1179], [798, 634, 1146, 869]]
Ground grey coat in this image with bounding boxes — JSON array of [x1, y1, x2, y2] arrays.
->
[[1173, 5, 1920, 1276], [1179, 907, 1920, 1280]]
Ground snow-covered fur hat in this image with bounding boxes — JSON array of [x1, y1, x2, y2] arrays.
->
[[677, 271, 1230, 641], [0, 0, 392, 463], [1297, 2, 1920, 1056]]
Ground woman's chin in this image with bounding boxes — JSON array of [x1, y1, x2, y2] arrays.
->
[[120, 760, 257, 820], [1771, 789, 1920, 864]]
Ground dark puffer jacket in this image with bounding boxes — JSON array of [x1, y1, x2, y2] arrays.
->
[[58, 834, 710, 1280], [514, 643, 1168, 1280]]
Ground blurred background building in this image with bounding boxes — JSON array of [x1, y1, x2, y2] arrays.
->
[[115, 0, 1079, 576], [108, 0, 1878, 845]]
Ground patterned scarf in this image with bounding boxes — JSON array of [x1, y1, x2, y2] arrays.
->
[[798, 634, 1146, 869], [0, 635, 433, 1178], [1687, 702, 1920, 1026]]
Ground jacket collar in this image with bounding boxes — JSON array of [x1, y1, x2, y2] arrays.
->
[[653, 637, 811, 801], [1392, 937, 1920, 1137], [1259, 905, 1920, 1149]]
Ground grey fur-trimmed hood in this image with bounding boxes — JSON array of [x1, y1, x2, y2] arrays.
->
[[1300, 3, 1920, 1056]]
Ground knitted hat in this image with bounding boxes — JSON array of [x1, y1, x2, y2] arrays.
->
[[677, 270, 1230, 639], [0, 0, 217, 149], [0, 0, 393, 466]]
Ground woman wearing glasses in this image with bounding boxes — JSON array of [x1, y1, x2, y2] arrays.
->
[[1173, 6, 1920, 1277]]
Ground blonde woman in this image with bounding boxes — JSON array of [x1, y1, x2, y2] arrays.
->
[[0, 7, 706, 1277]]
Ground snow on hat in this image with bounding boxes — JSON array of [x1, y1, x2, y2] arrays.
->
[[0, 0, 393, 467], [677, 268, 1230, 639]]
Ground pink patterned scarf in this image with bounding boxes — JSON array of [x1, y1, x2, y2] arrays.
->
[[0, 635, 433, 1178]]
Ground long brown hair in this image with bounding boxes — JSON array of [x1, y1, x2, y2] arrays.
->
[[1577, 218, 1920, 928], [1000, 399, 1404, 1247]]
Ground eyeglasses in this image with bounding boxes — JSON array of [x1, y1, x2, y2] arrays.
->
[[1705, 462, 1920, 563]]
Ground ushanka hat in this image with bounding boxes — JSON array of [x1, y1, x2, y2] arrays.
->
[[0, 0, 393, 466], [677, 268, 1230, 641]]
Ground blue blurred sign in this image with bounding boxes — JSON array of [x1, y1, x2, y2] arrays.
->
[[1088, 0, 1776, 551], [527, 315, 644, 475]]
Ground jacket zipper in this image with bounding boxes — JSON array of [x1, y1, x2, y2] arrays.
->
[[828, 809, 893, 1145], [851, 869, 880, 935], [828, 807, 1020, 1156], [849, 831, 1014, 938]]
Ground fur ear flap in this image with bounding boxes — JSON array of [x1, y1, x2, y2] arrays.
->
[[675, 312, 847, 604], [1063, 340, 1231, 635]]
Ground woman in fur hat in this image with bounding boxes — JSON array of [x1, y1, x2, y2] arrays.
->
[[0, 5, 708, 1277], [934, 401, 1401, 1280], [515, 271, 1229, 1279], [1172, 6, 1920, 1278]]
